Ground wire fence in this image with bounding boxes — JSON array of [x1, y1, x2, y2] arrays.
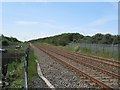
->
[[68, 43, 119, 59]]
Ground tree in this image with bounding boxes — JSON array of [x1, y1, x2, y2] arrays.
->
[[2, 40, 9, 46], [29, 33, 119, 45], [83, 36, 91, 43], [112, 35, 118, 44], [91, 33, 104, 44], [102, 34, 113, 44]]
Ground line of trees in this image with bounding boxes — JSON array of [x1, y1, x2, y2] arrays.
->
[[30, 33, 120, 46], [0, 35, 21, 46], [83, 33, 120, 44]]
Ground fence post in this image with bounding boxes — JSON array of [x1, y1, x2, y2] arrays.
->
[[24, 47, 29, 90]]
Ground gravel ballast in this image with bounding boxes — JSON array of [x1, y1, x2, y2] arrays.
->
[[29, 77, 49, 88], [32, 45, 95, 88]]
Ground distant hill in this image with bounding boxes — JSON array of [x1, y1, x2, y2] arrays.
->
[[29, 33, 120, 46], [30, 33, 84, 46], [0, 35, 21, 46]]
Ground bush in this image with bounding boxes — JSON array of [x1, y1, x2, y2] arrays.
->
[[2, 40, 9, 46], [82, 47, 91, 54], [6, 59, 24, 88], [73, 46, 80, 52]]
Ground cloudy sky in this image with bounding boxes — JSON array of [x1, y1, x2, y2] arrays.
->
[[1, 2, 118, 41]]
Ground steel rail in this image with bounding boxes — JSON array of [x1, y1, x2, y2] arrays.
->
[[40, 45, 120, 69], [37, 45, 113, 90], [78, 53, 120, 65], [45, 45, 120, 68], [76, 53, 120, 68], [39, 45, 120, 79]]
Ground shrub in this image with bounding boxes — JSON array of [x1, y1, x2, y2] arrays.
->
[[2, 40, 9, 46], [73, 46, 80, 52]]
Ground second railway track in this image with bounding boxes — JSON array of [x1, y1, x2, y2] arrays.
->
[[34, 44, 120, 90], [42, 45, 120, 75]]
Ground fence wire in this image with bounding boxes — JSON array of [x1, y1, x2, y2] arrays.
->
[[68, 43, 119, 59]]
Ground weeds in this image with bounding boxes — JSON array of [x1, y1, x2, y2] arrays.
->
[[28, 47, 38, 87], [5, 46, 38, 88], [6, 58, 24, 88]]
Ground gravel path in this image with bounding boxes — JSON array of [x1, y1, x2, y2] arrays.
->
[[32, 45, 95, 88]]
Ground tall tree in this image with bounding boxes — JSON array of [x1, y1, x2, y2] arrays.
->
[[102, 34, 113, 44]]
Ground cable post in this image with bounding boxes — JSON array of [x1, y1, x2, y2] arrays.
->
[[24, 47, 29, 90]]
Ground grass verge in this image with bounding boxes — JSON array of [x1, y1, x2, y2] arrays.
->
[[6, 58, 24, 88], [81, 47, 118, 60], [5, 47, 38, 89], [28, 47, 38, 87]]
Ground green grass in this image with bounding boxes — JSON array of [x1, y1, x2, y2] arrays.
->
[[81, 47, 118, 60], [6, 58, 24, 88], [7, 45, 26, 54], [57, 45, 118, 60], [3, 44, 27, 88], [5, 45, 38, 88], [28, 47, 38, 86]]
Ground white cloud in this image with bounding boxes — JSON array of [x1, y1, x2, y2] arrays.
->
[[16, 21, 39, 25]]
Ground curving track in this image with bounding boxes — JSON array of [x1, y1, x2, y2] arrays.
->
[[34, 44, 120, 90], [43, 45, 120, 76]]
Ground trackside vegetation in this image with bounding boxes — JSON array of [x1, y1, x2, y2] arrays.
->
[[5, 47, 38, 88], [1, 35, 21, 46], [28, 47, 38, 87], [80, 47, 119, 60], [1, 35, 38, 89], [6, 58, 24, 88]]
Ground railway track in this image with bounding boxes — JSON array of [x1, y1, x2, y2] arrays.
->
[[43, 45, 120, 75], [58, 46, 120, 66], [50, 45, 120, 66], [75, 53, 120, 67], [39, 45, 120, 79], [74, 53, 120, 74], [77, 53, 120, 65], [34, 44, 119, 90]]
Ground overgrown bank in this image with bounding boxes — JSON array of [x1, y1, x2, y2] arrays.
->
[[5, 58, 24, 88], [4, 47, 38, 89], [28, 47, 38, 87]]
